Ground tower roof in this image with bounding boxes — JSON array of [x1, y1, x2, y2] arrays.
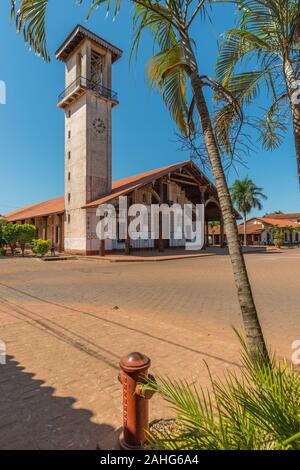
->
[[56, 24, 123, 63]]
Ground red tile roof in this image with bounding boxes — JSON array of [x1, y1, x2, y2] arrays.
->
[[267, 212, 300, 220], [208, 223, 264, 236], [5, 160, 215, 222], [260, 217, 300, 228], [236, 217, 300, 235], [4, 197, 64, 222], [84, 160, 207, 208], [208, 216, 300, 236], [237, 223, 264, 235]]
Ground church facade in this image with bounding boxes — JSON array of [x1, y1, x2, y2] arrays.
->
[[4, 25, 227, 255]]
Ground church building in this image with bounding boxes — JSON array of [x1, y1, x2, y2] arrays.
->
[[4, 25, 226, 255]]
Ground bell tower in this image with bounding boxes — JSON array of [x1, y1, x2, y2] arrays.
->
[[56, 25, 122, 254]]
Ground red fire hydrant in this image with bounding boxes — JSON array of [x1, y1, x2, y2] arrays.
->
[[118, 352, 155, 450]]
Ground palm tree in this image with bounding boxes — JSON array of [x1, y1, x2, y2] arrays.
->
[[216, 0, 300, 185], [208, 221, 220, 246], [231, 177, 267, 246], [9, 0, 269, 359], [268, 224, 284, 247]]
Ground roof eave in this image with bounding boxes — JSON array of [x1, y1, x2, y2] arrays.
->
[[56, 24, 123, 63]]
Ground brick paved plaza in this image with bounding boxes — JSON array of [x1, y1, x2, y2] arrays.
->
[[0, 249, 299, 449]]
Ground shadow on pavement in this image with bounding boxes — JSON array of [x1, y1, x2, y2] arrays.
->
[[0, 355, 118, 450]]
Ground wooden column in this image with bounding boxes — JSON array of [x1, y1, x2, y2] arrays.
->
[[199, 186, 207, 249], [99, 239, 106, 257], [125, 196, 131, 255], [205, 221, 209, 247], [158, 179, 164, 252], [43, 216, 48, 240]]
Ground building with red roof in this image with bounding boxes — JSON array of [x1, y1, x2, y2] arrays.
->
[[208, 216, 300, 246]]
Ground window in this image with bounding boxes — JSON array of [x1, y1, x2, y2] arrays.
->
[[68, 172, 71, 181], [68, 193, 71, 203], [68, 214, 71, 224], [68, 130, 71, 139], [68, 110, 71, 118], [68, 151, 71, 160]]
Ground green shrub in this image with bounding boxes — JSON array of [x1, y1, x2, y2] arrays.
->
[[31, 239, 51, 257], [146, 334, 300, 450], [15, 224, 36, 256], [274, 237, 284, 248]]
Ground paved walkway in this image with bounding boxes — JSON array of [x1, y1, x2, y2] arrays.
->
[[0, 249, 299, 449], [74, 246, 275, 263]]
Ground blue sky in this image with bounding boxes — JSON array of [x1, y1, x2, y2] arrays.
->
[[0, 0, 299, 216]]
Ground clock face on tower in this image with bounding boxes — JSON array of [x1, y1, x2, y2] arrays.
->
[[92, 118, 106, 135]]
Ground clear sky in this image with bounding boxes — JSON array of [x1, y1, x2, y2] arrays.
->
[[0, 0, 299, 216]]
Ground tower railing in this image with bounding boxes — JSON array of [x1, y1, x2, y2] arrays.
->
[[58, 76, 118, 104]]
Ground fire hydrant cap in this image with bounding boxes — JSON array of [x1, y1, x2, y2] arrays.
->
[[120, 352, 151, 372]]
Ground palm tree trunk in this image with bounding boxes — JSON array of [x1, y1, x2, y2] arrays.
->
[[291, 108, 300, 185], [190, 73, 268, 359], [243, 213, 247, 247], [284, 60, 300, 185]]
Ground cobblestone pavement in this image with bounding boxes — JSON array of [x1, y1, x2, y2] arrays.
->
[[0, 249, 299, 449]]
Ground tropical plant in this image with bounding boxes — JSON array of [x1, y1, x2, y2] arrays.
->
[[268, 224, 284, 247], [216, 0, 300, 186], [0, 247, 7, 256], [145, 334, 300, 450], [0, 218, 7, 248], [208, 221, 220, 246], [15, 223, 36, 256], [9, 0, 269, 360], [2, 222, 19, 255], [230, 177, 267, 246], [31, 239, 51, 257]]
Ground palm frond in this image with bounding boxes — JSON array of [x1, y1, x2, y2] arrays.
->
[[148, 46, 192, 135], [146, 332, 300, 450], [11, 0, 50, 62], [256, 96, 289, 150]]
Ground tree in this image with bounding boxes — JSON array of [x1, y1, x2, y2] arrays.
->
[[264, 211, 283, 216], [9, 0, 269, 359], [15, 223, 36, 256], [2, 223, 18, 255], [216, 0, 300, 186], [230, 177, 267, 246], [208, 221, 220, 246]]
